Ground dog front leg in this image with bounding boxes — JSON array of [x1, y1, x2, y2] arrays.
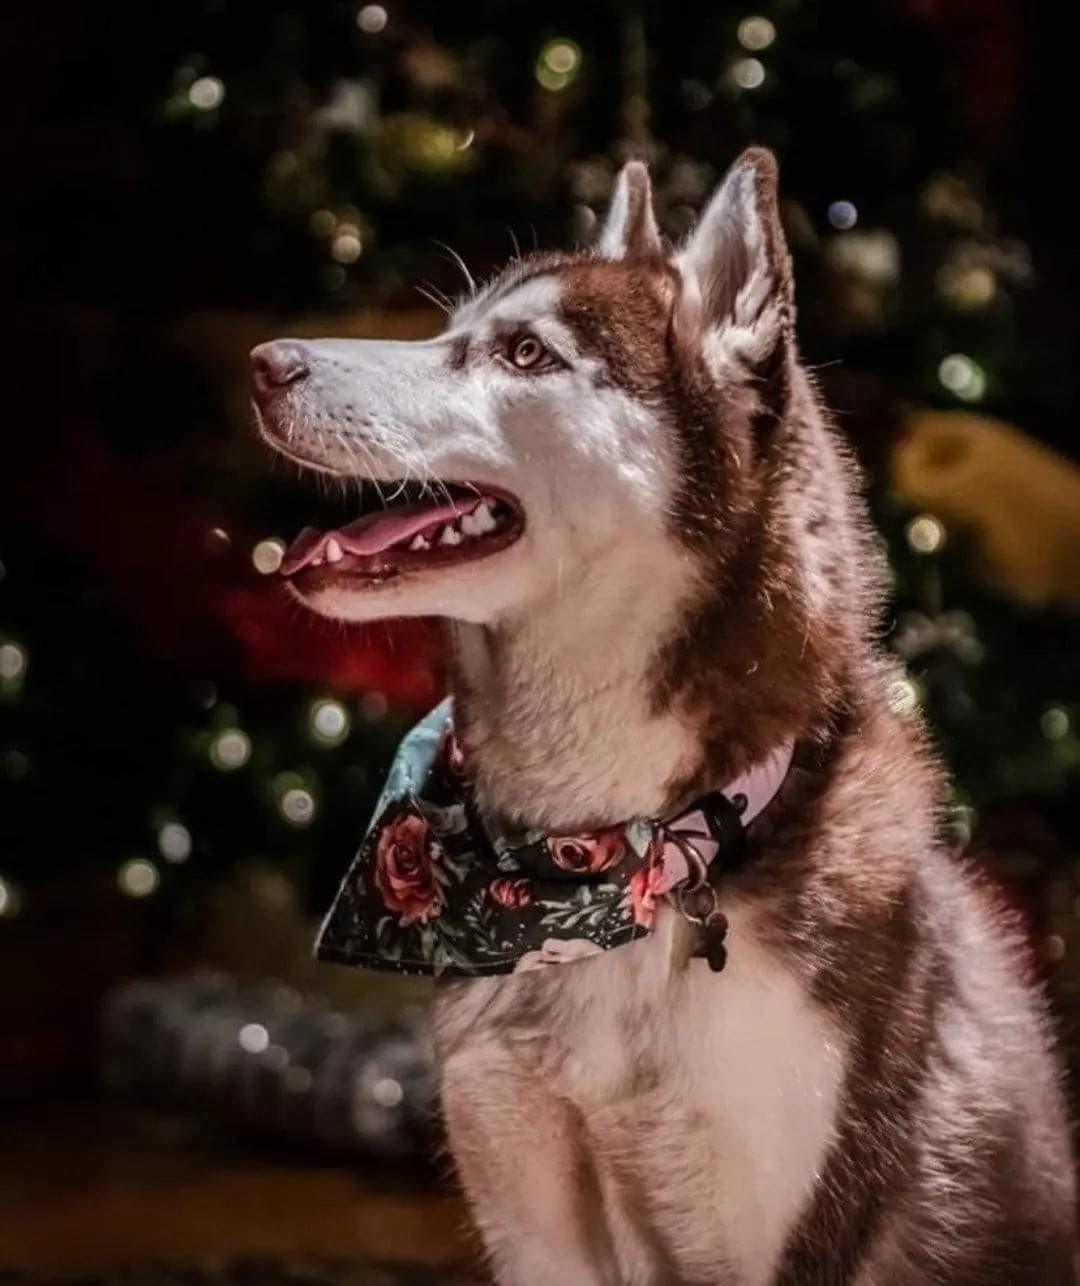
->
[[440, 1041, 617, 1286]]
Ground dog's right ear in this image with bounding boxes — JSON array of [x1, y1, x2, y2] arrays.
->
[[596, 161, 663, 261]]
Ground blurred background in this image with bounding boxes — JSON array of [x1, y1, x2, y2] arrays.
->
[[1, 0, 1078, 1281]]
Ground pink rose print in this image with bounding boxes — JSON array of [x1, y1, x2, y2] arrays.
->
[[488, 877, 532, 909], [630, 845, 667, 927], [372, 813, 445, 926], [546, 828, 626, 874]]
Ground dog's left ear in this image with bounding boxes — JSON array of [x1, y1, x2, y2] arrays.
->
[[596, 160, 663, 260], [674, 148, 794, 383]]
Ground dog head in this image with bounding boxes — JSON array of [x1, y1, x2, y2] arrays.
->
[[252, 149, 799, 629]]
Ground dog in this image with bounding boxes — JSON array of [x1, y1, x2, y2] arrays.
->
[[252, 149, 1077, 1284]]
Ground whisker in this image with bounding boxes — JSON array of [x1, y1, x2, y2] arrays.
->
[[433, 240, 477, 296], [415, 283, 452, 317]]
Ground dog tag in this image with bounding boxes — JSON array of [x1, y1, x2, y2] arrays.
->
[[677, 884, 730, 973]]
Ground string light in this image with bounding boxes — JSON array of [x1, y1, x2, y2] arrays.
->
[[938, 353, 986, 402], [905, 513, 946, 555], [331, 231, 363, 263], [280, 786, 317, 827], [356, 4, 388, 33], [536, 39, 582, 91], [158, 822, 192, 864], [887, 677, 921, 715], [0, 641, 27, 683], [737, 16, 776, 50], [238, 1023, 270, 1054], [827, 200, 858, 230], [118, 858, 160, 898], [371, 1076, 404, 1107], [210, 727, 251, 771], [309, 698, 351, 747], [938, 263, 996, 311], [188, 76, 225, 111], [826, 230, 900, 285], [204, 526, 231, 553], [729, 58, 766, 90], [1041, 707, 1070, 741], [0, 874, 22, 919], [252, 538, 285, 575], [272, 770, 317, 826]]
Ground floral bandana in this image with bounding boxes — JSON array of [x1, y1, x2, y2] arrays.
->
[[316, 700, 793, 978]]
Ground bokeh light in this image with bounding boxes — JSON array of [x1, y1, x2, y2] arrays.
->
[[730, 58, 766, 90], [536, 39, 582, 91], [252, 538, 285, 575], [331, 231, 363, 263], [0, 874, 22, 919], [887, 676, 921, 715], [827, 200, 858, 230], [238, 1022, 270, 1054], [188, 76, 225, 111], [158, 822, 192, 864], [1041, 706, 1071, 741], [118, 858, 160, 898], [280, 786, 317, 827], [737, 16, 776, 50], [0, 640, 27, 684], [210, 727, 251, 771], [309, 698, 351, 747], [356, 4, 388, 33], [905, 513, 946, 555], [938, 353, 986, 402]]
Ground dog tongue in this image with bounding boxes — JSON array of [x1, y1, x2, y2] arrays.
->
[[280, 498, 476, 575]]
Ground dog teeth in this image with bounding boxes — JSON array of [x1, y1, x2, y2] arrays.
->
[[439, 525, 463, 546], [460, 512, 481, 537], [474, 502, 498, 534], [409, 534, 431, 552], [325, 538, 343, 563]]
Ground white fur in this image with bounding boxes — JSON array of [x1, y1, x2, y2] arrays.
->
[[437, 903, 845, 1285]]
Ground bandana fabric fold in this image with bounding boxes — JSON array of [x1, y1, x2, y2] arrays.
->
[[315, 699, 792, 978]]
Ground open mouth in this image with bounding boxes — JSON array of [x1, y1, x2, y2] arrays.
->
[[279, 482, 524, 586]]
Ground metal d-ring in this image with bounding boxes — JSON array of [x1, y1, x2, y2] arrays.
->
[[674, 882, 721, 927]]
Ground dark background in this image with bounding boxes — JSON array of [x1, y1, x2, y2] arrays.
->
[[1, 1, 1077, 1278]]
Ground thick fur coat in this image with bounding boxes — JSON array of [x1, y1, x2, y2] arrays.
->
[[254, 150, 1077, 1284]]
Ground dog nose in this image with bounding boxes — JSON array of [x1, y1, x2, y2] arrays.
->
[[250, 341, 309, 395]]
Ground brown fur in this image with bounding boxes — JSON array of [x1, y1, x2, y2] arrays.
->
[[257, 148, 1078, 1283], [435, 160, 1076, 1282]]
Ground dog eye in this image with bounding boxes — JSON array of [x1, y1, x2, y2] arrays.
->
[[509, 335, 548, 370]]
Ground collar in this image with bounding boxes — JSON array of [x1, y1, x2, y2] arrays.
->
[[315, 699, 793, 978]]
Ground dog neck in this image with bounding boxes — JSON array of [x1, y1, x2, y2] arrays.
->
[[447, 412, 864, 836], [448, 540, 702, 833]]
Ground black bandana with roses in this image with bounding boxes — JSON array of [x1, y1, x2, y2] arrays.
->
[[315, 699, 752, 977]]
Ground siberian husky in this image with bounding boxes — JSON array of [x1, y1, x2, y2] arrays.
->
[[252, 149, 1076, 1284]]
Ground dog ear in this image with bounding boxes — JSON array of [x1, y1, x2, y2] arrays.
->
[[673, 148, 794, 376], [596, 160, 663, 261]]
